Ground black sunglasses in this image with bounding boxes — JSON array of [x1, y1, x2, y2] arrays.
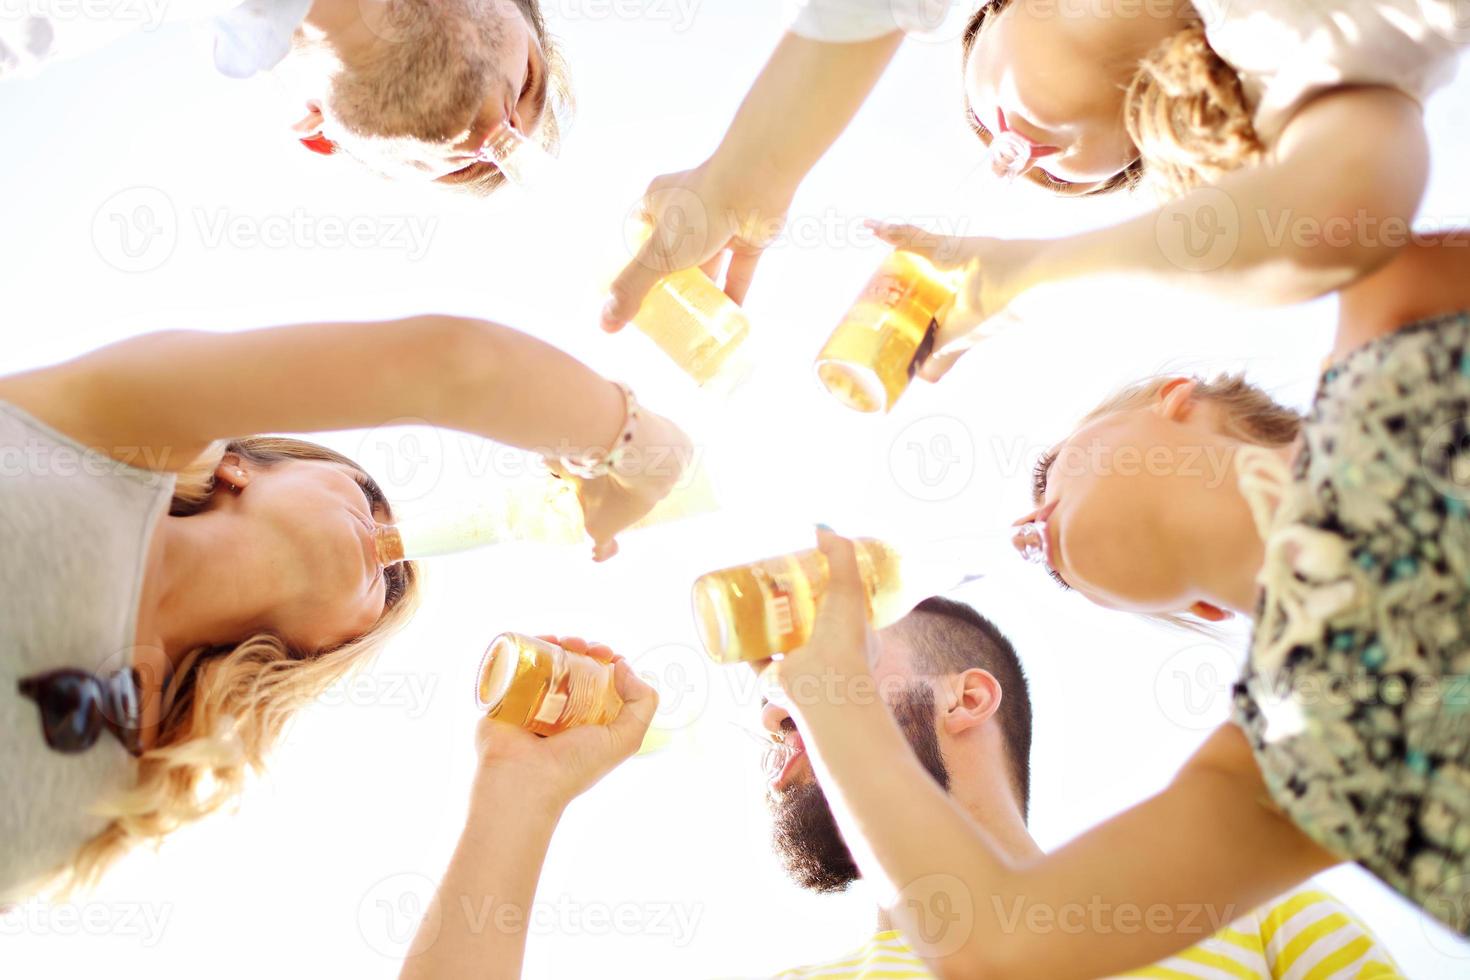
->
[[17, 668, 143, 756]]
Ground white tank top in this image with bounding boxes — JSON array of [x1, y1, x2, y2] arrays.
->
[[0, 400, 174, 901]]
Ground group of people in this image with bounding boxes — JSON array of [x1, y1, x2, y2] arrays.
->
[[3, 0, 1469, 976]]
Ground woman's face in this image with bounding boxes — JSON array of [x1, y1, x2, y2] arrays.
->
[[1010, 387, 1232, 614], [224, 456, 395, 652], [962, 1, 1140, 192]]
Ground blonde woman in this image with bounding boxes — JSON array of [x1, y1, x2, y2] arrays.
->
[[0, 314, 690, 901], [603, 0, 1464, 382]]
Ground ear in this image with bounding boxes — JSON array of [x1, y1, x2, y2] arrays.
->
[[1154, 377, 1198, 422], [214, 453, 251, 494], [1188, 601, 1234, 623], [942, 669, 1003, 737]]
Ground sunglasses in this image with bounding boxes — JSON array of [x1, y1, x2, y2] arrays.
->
[[17, 668, 143, 756]]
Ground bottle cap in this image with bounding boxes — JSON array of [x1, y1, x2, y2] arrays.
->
[[985, 130, 1034, 183], [479, 124, 555, 190]]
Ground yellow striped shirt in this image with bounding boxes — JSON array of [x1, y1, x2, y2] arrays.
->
[[761, 888, 1400, 979]]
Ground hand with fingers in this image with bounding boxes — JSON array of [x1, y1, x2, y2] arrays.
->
[[600, 162, 792, 333], [867, 220, 1045, 383], [750, 527, 880, 716], [472, 635, 659, 807]]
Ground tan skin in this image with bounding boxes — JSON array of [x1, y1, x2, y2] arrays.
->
[[288, 0, 549, 182], [0, 315, 690, 752]]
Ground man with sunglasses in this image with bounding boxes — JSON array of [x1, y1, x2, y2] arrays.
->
[[1, 0, 565, 193]]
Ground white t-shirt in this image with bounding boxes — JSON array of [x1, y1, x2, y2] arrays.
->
[[0, 0, 308, 80], [790, 0, 1466, 143], [1194, 0, 1467, 142]]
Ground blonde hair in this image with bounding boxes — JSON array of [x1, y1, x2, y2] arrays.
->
[[1082, 372, 1301, 446], [57, 437, 421, 893], [1076, 373, 1299, 631], [961, 1, 1264, 198]]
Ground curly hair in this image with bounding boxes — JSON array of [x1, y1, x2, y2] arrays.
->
[[961, 0, 1263, 198]]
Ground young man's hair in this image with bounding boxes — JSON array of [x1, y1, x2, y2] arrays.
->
[[900, 596, 1033, 819]]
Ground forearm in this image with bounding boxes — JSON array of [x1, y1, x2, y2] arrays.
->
[[798, 705, 1336, 979], [708, 32, 903, 198], [1025, 88, 1427, 309], [398, 774, 565, 980], [24, 315, 627, 468]]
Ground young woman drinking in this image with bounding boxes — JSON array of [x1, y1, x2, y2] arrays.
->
[[605, 0, 1463, 388], [0, 314, 690, 902]]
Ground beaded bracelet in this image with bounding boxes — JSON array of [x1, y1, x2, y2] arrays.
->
[[558, 382, 639, 480]]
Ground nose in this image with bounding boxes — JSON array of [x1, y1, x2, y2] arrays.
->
[[760, 698, 794, 737]]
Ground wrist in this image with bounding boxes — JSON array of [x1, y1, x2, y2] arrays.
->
[[702, 149, 799, 220], [470, 764, 574, 819]]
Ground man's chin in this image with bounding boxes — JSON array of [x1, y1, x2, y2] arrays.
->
[[768, 780, 861, 894]]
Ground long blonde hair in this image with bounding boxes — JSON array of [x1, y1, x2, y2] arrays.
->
[[59, 437, 421, 892], [961, 1, 1264, 198]]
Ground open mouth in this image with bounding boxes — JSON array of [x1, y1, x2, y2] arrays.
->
[[764, 730, 807, 791]]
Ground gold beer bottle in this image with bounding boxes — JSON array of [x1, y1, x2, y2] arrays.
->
[[626, 223, 753, 389], [373, 463, 721, 565], [476, 633, 623, 736], [691, 536, 991, 665], [815, 250, 959, 414]]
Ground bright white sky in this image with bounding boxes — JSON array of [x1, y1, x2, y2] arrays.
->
[[3, 2, 1470, 977]]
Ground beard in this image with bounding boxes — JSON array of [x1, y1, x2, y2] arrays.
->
[[768, 686, 950, 893]]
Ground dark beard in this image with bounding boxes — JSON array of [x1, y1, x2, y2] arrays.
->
[[768, 686, 951, 893]]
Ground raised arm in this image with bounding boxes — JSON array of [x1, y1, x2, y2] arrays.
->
[[873, 86, 1430, 380], [779, 532, 1341, 980], [0, 315, 691, 558], [601, 31, 904, 330], [399, 644, 656, 980]]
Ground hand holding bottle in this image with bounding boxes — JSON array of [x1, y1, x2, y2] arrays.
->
[[472, 636, 658, 808], [750, 528, 880, 712], [601, 161, 791, 333], [561, 406, 693, 562], [866, 221, 1044, 382]]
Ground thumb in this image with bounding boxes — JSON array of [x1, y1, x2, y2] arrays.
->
[[602, 237, 668, 333], [917, 342, 967, 382], [814, 526, 867, 633], [609, 660, 658, 745], [865, 220, 947, 264]]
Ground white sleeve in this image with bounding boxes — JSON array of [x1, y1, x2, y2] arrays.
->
[[787, 0, 961, 43]]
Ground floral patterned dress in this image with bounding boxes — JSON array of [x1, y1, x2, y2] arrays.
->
[[1231, 310, 1470, 937]]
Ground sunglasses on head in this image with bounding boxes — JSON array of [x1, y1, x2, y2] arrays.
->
[[17, 668, 143, 756]]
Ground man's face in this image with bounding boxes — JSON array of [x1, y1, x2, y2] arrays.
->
[[760, 630, 951, 893], [291, 0, 551, 184]]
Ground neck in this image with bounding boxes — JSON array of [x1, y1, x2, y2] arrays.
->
[[1181, 442, 1294, 615], [136, 512, 283, 668], [874, 776, 1041, 934]]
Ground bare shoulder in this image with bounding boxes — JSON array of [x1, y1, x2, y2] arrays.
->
[[1335, 231, 1470, 359]]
